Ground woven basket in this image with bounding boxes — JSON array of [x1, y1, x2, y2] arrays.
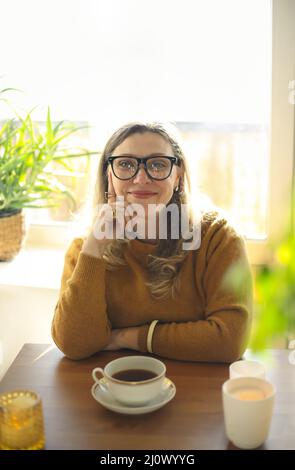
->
[[0, 210, 26, 261]]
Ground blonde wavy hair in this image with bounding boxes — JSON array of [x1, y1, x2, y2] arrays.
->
[[94, 121, 197, 300]]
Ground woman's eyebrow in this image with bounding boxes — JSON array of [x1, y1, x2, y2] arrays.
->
[[114, 152, 169, 157]]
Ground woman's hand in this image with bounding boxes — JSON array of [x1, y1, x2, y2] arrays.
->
[[81, 172, 133, 258], [102, 327, 141, 351]]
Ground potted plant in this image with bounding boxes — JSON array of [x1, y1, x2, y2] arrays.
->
[[0, 89, 94, 260]]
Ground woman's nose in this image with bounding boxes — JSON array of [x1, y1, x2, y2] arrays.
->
[[132, 166, 152, 184]]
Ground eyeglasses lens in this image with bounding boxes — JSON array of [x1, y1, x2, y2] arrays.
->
[[113, 157, 172, 180]]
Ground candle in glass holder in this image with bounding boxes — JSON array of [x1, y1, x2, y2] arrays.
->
[[222, 377, 275, 449], [232, 387, 266, 401], [0, 390, 45, 450]]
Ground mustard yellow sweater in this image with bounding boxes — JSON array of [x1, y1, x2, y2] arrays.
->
[[51, 211, 253, 362]]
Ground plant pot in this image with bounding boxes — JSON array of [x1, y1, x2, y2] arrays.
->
[[0, 209, 26, 261]]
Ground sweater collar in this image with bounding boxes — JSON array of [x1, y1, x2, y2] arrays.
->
[[129, 238, 158, 252], [127, 238, 159, 262]]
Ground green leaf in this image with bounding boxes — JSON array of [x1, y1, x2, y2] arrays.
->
[[0, 90, 93, 213], [46, 107, 54, 146]]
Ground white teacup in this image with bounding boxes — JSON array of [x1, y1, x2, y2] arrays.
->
[[229, 360, 266, 379], [92, 356, 166, 406], [222, 377, 275, 449]]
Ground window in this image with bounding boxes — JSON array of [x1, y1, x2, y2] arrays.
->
[[177, 122, 269, 240], [1, 0, 294, 264], [25, 124, 96, 224]]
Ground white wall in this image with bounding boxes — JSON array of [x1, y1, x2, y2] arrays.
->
[[0, 244, 65, 380], [0, 285, 58, 381]]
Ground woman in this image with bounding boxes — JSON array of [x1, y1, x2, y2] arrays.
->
[[51, 121, 253, 362]]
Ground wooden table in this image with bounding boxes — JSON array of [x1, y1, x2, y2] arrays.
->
[[0, 344, 294, 450]]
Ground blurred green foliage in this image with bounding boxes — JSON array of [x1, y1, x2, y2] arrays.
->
[[223, 212, 295, 351], [0, 88, 95, 214], [251, 230, 295, 350]]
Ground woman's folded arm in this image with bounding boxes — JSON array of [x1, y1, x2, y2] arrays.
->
[[51, 238, 112, 360], [137, 222, 253, 363], [137, 309, 250, 363]]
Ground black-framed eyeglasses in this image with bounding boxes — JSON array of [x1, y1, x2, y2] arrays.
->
[[106, 155, 181, 181]]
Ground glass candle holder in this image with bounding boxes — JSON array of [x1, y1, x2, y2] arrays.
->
[[0, 390, 45, 450]]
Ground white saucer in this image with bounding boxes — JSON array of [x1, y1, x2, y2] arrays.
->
[[91, 377, 176, 415]]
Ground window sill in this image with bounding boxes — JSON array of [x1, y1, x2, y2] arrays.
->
[[0, 245, 65, 290]]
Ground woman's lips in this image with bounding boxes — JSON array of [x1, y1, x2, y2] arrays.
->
[[128, 191, 157, 199]]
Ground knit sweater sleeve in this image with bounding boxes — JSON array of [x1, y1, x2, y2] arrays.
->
[[138, 219, 253, 363], [51, 238, 111, 359]]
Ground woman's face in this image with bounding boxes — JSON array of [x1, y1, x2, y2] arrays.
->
[[107, 132, 181, 209]]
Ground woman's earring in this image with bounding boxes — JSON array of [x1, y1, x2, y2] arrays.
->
[[176, 178, 183, 195]]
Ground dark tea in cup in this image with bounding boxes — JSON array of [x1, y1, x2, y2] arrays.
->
[[112, 369, 158, 382]]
